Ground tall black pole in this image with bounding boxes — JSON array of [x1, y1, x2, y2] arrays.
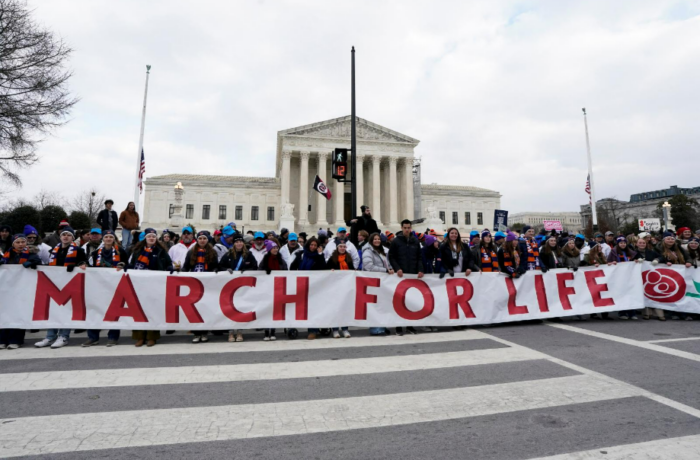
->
[[350, 46, 357, 219]]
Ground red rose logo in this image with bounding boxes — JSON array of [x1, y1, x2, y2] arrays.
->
[[642, 269, 686, 303]]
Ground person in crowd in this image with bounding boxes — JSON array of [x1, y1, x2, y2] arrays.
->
[[289, 236, 326, 339], [181, 231, 219, 343], [607, 236, 638, 319], [324, 227, 360, 267], [168, 226, 196, 270], [389, 219, 424, 336], [259, 240, 289, 341], [650, 234, 660, 248], [250, 231, 268, 265], [574, 234, 588, 254], [604, 231, 616, 250], [278, 228, 289, 247], [214, 225, 235, 261], [42, 219, 70, 248], [118, 201, 140, 249], [280, 232, 302, 268], [519, 225, 541, 272], [84, 230, 128, 347], [422, 234, 442, 274], [582, 242, 609, 268], [440, 227, 475, 279], [326, 241, 353, 338], [24, 225, 51, 264], [34, 226, 88, 349], [560, 238, 581, 270], [362, 232, 393, 336], [539, 235, 561, 272], [686, 237, 699, 268], [658, 232, 693, 321], [676, 227, 693, 247], [472, 230, 499, 273], [497, 232, 522, 278], [127, 228, 173, 346], [219, 234, 258, 342], [160, 229, 175, 249], [243, 234, 254, 247], [0, 224, 12, 253], [632, 238, 666, 321], [348, 205, 380, 246], [297, 232, 307, 247], [493, 231, 506, 248], [82, 228, 103, 259], [96, 199, 119, 233], [468, 230, 480, 248], [0, 234, 41, 349]]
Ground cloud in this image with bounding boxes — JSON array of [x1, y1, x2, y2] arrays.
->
[[7, 0, 700, 217]]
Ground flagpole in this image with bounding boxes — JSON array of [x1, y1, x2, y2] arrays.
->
[[350, 46, 357, 217], [583, 108, 598, 227], [134, 65, 151, 211]]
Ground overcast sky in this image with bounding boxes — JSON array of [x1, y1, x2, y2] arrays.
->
[[6, 0, 700, 215]]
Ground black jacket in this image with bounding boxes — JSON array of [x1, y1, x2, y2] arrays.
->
[[539, 249, 560, 272], [127, 245, 172, 271], [182, 247, 220, 272], [290, 249, 327, 271], [439, 241, 476, 274], [219, 251, 258, 272], [88, 245, 128, 268], [326, 253, 356, 270], [348, 214, 380, 246], [50, 244, 88, 267], [259, 252, 288, 273], [389, 233, 423, 274], [632, 248, 662, 263], [1, 249, 42, 267], [96, 209, 119, 232]]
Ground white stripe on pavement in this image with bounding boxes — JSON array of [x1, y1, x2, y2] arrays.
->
[[0, 329, 489, 361], [532, 434, 700, 459], [0, 374, 641, 458], [646, 337, 700, 344], [546, 323, 700, 362], [0, 346, 544, 392]]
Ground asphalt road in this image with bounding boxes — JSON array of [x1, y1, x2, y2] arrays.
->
[[1, 318, 700, 459]]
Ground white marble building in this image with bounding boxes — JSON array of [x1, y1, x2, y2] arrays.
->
[[143, 116, 501, 234], [509, 212, 584, 232]]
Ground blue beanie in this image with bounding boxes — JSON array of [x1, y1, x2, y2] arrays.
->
[[23, 225, 39, 237], [494, 231, 506, 241], [222, 225, 235, 237]]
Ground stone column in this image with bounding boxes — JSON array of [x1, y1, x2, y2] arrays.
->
[[315, 152, 329, 229], [371, 155, 383, 227], [403, 158, 414, 221], [280, 150, 292, 205], [388, 155, 399, 228], [355, 155, 364, 217], [334, 165, 345, 228], [298, 151, 310, 226]]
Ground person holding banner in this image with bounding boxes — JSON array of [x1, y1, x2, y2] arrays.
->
[[686, 237, 699, 268], [607, 237, 639, 320], [127, 228, 174, 347], [497, 233, 523, 278], [389, 220, 424, 335], [422, 234, 442, 274], [259, 241, 289, 341], [363, 232, 393, 336], [84, 230, 128, 347], [519, 226, 541, 272], [219, 234, 259, 343], [560, 238, 581, 271], [182, 231, 219, 343], [439, 228, 475, 279], [632, 238, 666, 321], [471, 230, 499, 273], [327, 241, 354, 338], [0, 234, 41, 349], [538, 235, 561, 273], [290, 237, 327, 340], [658, 232, 694, 320]]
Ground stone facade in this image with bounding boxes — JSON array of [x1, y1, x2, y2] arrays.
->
[[143, 116, 501, 234], [509, 212, 584, 232]]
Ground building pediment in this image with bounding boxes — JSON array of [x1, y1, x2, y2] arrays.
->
[[279, 116, 419, 145]]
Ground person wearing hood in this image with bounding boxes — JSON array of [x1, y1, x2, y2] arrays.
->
[[323, 227, 360, 267], [214, 225, 236, 261], [34, 226, 88, 349], [280, 232, 302, 269], [685, 236, 699, 268], [249, 231, 268, 265], [23, 225, 51, 264], [0, 224, 13, 253], [0, 234, 42, 349], [82, 228, 103, 259], [168, 226, 196, 270], [347, 205, 381, 246], [472, 230, 499, 273]]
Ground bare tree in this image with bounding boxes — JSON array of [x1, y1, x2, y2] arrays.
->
[[0, 0, 78, 185], [32, 188, 64, 210], [72, 188, 105, 226], [597, 198, 629, 234]]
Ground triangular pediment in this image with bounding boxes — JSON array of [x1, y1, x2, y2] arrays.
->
[[279, 116, 419, 145]]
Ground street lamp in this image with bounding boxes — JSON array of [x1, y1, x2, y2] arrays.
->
[[662, 201, 671, 231]]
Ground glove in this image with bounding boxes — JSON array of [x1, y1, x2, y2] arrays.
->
[[517, 266, 526, 275], [240, 269, 246, 274], [123, 266, 128, 273], [448, 268, 455, 278], [572, 266, 578, 272], [23, 261, 38, 269], [66, 265, 75, 273], [227, 269, 234, 274], [540, 266, 548, 273], [651, 260, 659, 266], [439, 272, 446, 279], [265, 268, 272, 275], [168, 267, 175, 274]]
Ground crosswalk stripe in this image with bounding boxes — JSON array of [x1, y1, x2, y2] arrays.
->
[[0, 373, 641, 458], [646, 337, 700, 344], [531, 434, 700, 459], [0, 346, 543, 392], [0, 329, 489, 361]]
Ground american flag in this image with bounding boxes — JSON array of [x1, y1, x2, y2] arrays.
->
[[138, 148, 146, 192], [585, 174, 591, 205]]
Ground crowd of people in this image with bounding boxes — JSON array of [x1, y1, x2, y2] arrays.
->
[[1, 200, 698, 350]]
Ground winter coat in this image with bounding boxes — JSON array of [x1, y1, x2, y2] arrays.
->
[[42, 231, 61, 248], [559, 249, 581, 269], [608, 248, 637, 263], [280, 243, 303, 269], [219, 251, 258, 272], [363, 246, 391, 272], [249, 244, 267, 265], [1, 249, 42, 267], [323, 238, 360, 267], [118, 210, 140, 231], [28, 243, 51, 265], [259, 252, 288, 273], [96, 209, 119, 232], [88, 245, 128, 268], [582, 252, 608, 267], [182, 246, 220, 272], [48, 244, 88, 267], [169, 241, 196, 270], [82, 241, 102, 259], [326, 253, 356, 270], [438, 241, 476, 274], [290, 249, 327, 271], [127, 245, 173, 271], [422, 245, 442, 274], [388, 233, 423, 274], [632, 248, 662, 263], [539, 249, 560, 272], [348, 215, 380, 246]]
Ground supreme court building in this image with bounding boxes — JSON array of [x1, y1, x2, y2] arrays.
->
[[142, 116, 501, 234]]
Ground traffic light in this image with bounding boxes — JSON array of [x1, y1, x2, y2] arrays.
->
[[332, 148, 349, 180]]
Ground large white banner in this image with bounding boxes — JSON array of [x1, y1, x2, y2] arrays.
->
[[0, 263, 655, 330], [641, 263, 700, 314]]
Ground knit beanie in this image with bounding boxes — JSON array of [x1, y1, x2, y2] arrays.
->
[[662, 231, 675, 239], [11, 233, 27, 243], [425, 235, 436, 246], [494, 232, 506, 241], [506, 232, 517, 242], [60, 226, 76, 238], [23, 225, 39, 237], [522, 225, 532, 234]]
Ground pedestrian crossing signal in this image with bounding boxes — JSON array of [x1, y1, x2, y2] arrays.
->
[[332, 148, 349, 180]]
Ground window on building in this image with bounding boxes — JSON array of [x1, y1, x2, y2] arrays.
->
[[477, 212, 483, 225], [218, 205, 227, 220], [185, 204, 194, 219], [267, 206, 275, 221], [169, 204, 174, 218], [439, 211, 445, 224], [202, 205, 210, 220], [235, 206, 243, 220], [251, 206, 259, 221], [452, 212, 458, 225], [465, 212, 471, 225]]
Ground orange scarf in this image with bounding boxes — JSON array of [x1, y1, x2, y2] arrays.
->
[[338, 253, 349, 270]]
